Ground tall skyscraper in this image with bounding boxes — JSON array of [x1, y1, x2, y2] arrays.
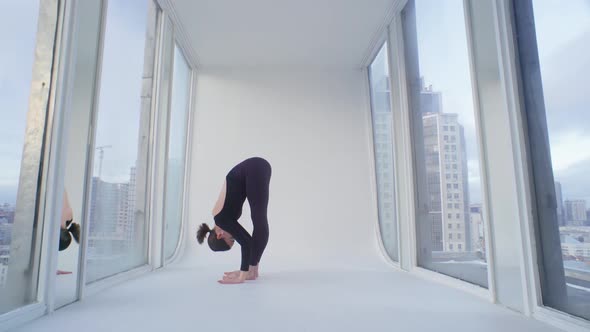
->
[[565, 200, 587, 226], [88, 167, 139, 261], [371, 57, 396, 257], [470, 204, 485, 257], [0, 206, 13, 288], [422, 83, 470, 253], [554, 182, 565, 226], [0, 222, 11, 247], [0, 264, 8, 288], [420, 80, 443, 115]]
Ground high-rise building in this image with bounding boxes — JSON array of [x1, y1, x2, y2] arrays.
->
[[0, 243, 9, 288], [87, 167, 139, 261], [420, 80, 442, 115], [126, 167, 137, 247], [371, 62, 396, 256], [0, 264, 8, 288], [422, 83, 470, 253], [423, 113, 470, 252], [554, 182, 565, 226], [470, 204, 485, 257], [0, 214, 12, 288], [0, 222, 11, 246], [565, 200, 587, 226]]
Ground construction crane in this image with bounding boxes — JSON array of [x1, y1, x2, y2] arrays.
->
[[95, 145, 112, 179]]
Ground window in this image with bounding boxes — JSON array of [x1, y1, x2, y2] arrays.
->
[[448, 222, 452, 227], [453, 164, 458, 170], [458, 244, 462, 250], [456, 213, 461, 219], [458, 233, 462, 240], [370, 42, 398, 261], [443, 126, 449, 131], [163, 45, 192, 260], [86, 0, 158, 283], [456, 223, 461, 229], [447, 203, 452, 209], [444, 135, 449, 141], [515, 0, 590, 320], [449, 233, 453, 240], [447, 184, 452, 189], [0, 0, 52, 314], [449, 244, 454, 250], [403, 0, 488, 287]]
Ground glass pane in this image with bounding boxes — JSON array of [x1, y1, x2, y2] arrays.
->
[[87, 0, 157, 283], [164, 46, 191, 260], [402, 0, 488, 287], [0, 1, 44, 314], [55, 0, 103, 308], [369, 43, 398, 261], [521, 0, 590, 320]]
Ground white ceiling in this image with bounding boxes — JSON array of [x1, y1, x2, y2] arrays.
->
[[170, 0, 396, 69]]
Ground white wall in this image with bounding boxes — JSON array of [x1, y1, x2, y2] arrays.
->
[[182, 69, 383, 269]]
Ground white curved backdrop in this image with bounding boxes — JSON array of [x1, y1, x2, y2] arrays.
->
[[180, 68, 386, 270]]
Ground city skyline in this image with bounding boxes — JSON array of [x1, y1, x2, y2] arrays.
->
[[3, 2, 589, 203]]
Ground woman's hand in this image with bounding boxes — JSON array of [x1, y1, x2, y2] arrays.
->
[[218, 271, 248, 284]]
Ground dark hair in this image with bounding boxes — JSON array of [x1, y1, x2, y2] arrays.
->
[[59, 219, 80, 251], [59, 229, 71, 251], [196, 223, 231, 252]]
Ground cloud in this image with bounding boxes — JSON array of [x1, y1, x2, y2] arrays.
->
[[0, 3, 42, 192], [550, 131, 590, 173], [92, 1, 152, 183], [538, 29, 590, 201]]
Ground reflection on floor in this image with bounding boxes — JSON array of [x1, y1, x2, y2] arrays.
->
[[13, 261, 561, 332]]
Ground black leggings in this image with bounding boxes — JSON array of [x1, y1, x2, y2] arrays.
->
[[244, 158, 271, 265]]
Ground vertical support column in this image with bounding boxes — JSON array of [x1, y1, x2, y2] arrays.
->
[[4, 0, 60, 312], [400, 0, 433, 267], [463, 0, 542, 313], [149, 13, 175, 269], [510, 0, 567, 310], [133, 0, 160, 265]]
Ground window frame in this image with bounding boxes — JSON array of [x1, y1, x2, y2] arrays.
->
[[366, 36, 402, 265]]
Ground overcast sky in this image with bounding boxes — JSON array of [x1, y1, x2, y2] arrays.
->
[[0, 2, 40, 205], [92, 0, 149, 184], [1, 0, 589, 206], [412, 0, 590, 204], [0, 1, 149, 204]]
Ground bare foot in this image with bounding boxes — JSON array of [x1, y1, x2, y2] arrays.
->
[[57, 270, 72, 275], [224, 269, 257, 280], [250, 265, 259, 279], [218, 271, 246, 284]]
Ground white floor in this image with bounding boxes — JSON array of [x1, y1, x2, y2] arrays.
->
[[13, 259, 562, 332]]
